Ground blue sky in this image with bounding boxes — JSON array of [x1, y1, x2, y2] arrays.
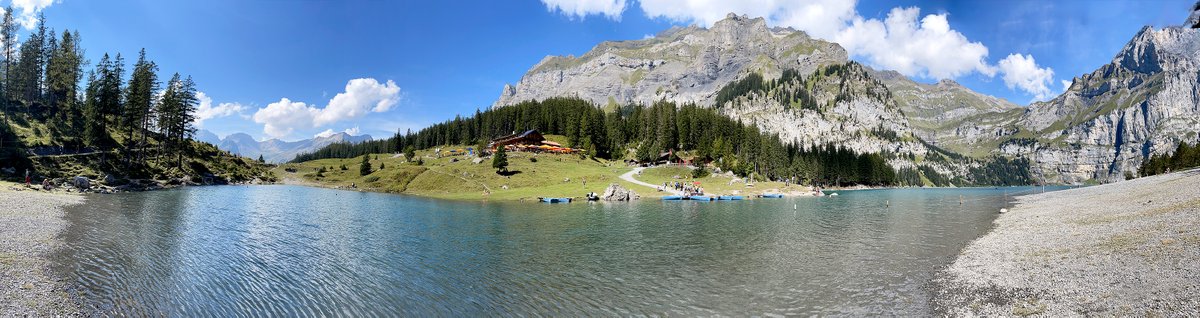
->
[[25, 0, 1193, 141]]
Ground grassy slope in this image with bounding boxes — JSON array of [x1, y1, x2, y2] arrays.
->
[[278, 148, 812, 201], [276, 148, 651, 201], [2, 112, 274, 184]]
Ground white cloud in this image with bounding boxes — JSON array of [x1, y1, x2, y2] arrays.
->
[[313, 127, 361, 139], [834, 7, 995, 79], [1061, 79, 1072, 92], [251, 78, 401, 138], [315, 78, 401, 126], [998, 53, 1056, 101], [313, 129, 336, 138], [11, 0, 59, 29], [193, 92, 246, 127], [541, 0, 626, 20], [252, 98, 318, 138]]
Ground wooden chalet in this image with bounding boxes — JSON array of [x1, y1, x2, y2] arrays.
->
[[489, 130, 545, 150]]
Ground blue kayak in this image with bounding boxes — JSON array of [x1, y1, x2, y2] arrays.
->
[[661, 195, 685, 201], [539, 197, 572, 203], [759, 193, 784, 198], [688, 196, 715, 201], [717, 195, 744, 200]]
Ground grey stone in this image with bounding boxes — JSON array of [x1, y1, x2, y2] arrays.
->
[[600, 183, 640, 201], [72, 176, 89, 189]]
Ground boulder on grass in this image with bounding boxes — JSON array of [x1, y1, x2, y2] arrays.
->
[[601, 183, 640, 201]]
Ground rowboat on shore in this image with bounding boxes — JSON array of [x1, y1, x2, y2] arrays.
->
[[688, 195, 715, 201], [539, 197, 573, 203], [662, 195, 685, 200], [759, 193, 784, 198], [717, 195, 744, 201]]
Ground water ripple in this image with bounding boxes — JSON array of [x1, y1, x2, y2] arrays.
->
[[51, 185, 1058, 316]]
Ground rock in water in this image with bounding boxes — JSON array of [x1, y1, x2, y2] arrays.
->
[[103, 174, 118, 185], [600, 183, 640, 201], [72, 176, 90, 189]]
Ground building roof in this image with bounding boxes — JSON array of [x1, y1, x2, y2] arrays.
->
[[490, 129, 545, 147]]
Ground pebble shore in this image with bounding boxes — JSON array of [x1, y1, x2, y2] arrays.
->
[[935, 169, 1200, 316], [0, 188, 83, 316]]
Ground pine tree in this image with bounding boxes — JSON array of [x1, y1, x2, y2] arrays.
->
[[0, 6, 15, 109], [45, 30, 83, 129], [155, 74, 198, 168], [404, 146, 415, 162], [82, 70, 106, 148], [359, 154, 372, 175], [12, 13, 47, 107], [492, 146, 508, 173], [123, 49, 159, 153]]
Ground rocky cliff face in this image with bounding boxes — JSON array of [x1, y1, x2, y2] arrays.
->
[[494, 12, 1200, 185], [1001, 25, 1200, 183], [494, 13, 846, 109], [871, 70, 1023, 156]]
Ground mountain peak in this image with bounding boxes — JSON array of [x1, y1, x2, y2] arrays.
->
[[1189, 1, 1200, 28], [710, 12, 771, 44], [936, 79, 963, 88], [1114, 26, 1163, 74], [494, 14, 846, 108]]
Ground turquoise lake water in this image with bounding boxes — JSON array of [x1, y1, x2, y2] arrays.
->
[[53, 185, 1060, 315]]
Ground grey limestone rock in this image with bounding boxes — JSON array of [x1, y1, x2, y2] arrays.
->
[[600, 183, 640, 201]]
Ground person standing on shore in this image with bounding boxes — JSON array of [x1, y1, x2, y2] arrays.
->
[[25, 169, 30, 185]]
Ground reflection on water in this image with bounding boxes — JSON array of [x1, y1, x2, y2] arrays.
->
[[54, 185, 1058, 315]]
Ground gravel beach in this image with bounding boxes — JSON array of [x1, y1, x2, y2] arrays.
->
[[935, 169, 1200, 316], [0, 188, 83, 316]]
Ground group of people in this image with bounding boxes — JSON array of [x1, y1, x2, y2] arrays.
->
[[662, 181, 703, 195]]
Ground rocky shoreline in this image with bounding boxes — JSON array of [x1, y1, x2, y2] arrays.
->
[[935, 169, 1200, 316], [0, 189, 83, 316]]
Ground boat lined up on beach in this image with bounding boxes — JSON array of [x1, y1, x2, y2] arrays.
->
[[659, 195, 745, 201], [539, 197, 573, 203]]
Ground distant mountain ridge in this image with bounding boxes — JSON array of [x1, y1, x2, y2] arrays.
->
[[196, 130, 373, 163], [494, 10, 1200, 184]]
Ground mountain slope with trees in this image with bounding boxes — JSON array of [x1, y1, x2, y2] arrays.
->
[[491, 10, 1200, 185], [0, 11, 273, 188]]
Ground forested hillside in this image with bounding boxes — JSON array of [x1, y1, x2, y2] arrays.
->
[[0, 12, 272, 187], [298, 64, 1034, 187], [1140, 141, 1200, 176]]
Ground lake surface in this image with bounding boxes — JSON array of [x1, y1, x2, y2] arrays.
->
[[54, 185, 1058, 316]]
